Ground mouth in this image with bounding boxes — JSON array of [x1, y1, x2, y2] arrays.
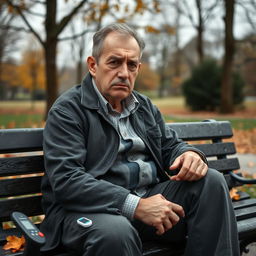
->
[[113, 83, 128, 87], [112, 83, 130, 89]]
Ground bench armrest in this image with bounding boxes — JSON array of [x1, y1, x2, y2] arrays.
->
[[230, 172, 256, 185]]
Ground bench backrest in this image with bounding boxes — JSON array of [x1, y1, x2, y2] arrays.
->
[[0, 121, 239, 225]]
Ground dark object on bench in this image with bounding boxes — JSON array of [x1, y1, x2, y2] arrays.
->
[[0, 120, 256, 256]]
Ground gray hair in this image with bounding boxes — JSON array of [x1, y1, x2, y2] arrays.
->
[[92, 23, 145, 62]]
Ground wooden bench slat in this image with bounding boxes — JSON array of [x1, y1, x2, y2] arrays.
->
[[193, 142, 236, 157], [168, 121, 233, 140], [237, 217, 256, 240], [0, 155, 44, 176], [235, 206, 256, 221], [233, 199, 256, 210], [0, 196, 42, 222], [208, 158, 240, 172], [0, 176, 42, 197], [236, 191, 251, 201], [0, 128, 43, 153]]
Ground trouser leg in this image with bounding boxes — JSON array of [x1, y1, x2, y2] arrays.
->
[[134, 168, 240, 256], [61, 212, 142, 256]]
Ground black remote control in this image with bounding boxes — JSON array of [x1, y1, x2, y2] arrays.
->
[[11, 212, 45, 244]]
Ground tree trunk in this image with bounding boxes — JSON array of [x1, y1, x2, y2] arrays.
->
[[158, 45, 168, 98], [44, 40, 58, 116], [44, 0, 58, 117], [196, 0, 204, 64], [220, 0, 235, 113]]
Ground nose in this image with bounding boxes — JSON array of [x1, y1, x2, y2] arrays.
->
[[117, 63, 129, 79]]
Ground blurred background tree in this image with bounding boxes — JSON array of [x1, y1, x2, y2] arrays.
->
[[0, 0, 255, 117], [182, 58, 244, 111]]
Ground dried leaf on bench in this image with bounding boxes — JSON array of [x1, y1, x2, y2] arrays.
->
[[3, 235, 25, 252], [229, 188, 240, 200]]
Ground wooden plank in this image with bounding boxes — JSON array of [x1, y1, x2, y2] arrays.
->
[[168, 121, 233, 141], [208, 158, 240, 172], [237, 191, 251, 201], [0, 155, 44, 176], [0, 128, 43, 153], [0, 176, 42, 197], [235, 206, 256, 221], [237, 217, 256, 240], [233, 199, 256, 210], [193, 142, 236, 157], [0, 196, 43, 222]]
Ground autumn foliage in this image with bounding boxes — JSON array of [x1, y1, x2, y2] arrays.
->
[[3, 235, 25, 253]]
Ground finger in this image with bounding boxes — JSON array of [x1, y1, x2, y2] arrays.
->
[[171, 202, 185, 218], [162, 218, 173, 232], [182, 157, 201, 180], [168, 212, 180, 226], [169, 156, 182, 170], [174, 156, 192, 180], [187, 162, 208, 181], [155, 223, 165, 235]]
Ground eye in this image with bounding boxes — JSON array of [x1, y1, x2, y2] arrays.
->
[[107, 59, 120, 68], [128, 62, 138, 71]]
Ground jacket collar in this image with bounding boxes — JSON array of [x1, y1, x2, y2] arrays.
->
[[80, 73, 100, 110]]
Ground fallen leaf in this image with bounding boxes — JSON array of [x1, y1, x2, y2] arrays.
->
[[247, 161, 256, 168], [230, 188, 240, 200], [3, 235, 25, 252]]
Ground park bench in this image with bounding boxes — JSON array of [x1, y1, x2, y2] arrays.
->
[[0, 120, 256, 256]]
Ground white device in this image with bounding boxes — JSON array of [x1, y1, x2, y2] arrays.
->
[[77, 217, 92, 228]]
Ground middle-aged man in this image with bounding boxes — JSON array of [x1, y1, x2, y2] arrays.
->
[[40, 23, 240, 256]]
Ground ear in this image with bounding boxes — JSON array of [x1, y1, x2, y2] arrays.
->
[[138, 62, 141, 71], [87, 56, 97, 77]]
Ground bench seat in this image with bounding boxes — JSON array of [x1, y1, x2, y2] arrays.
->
[[0, 120, 256, 255]]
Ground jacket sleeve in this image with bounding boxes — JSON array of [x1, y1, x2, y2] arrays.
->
[[43, 107, 130, 215], [151, 104, 207, 171]]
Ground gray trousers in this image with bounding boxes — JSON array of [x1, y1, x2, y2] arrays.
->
[[60, 169, 240, 256]]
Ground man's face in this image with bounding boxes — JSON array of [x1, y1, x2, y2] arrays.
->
[[87, 32, 141, 109]]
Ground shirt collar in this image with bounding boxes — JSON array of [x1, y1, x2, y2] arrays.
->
[[92, 78, 139, 115]]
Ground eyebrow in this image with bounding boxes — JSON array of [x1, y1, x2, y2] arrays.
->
[[107, 55, 139, 62]]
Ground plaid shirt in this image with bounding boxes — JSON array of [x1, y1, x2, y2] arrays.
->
[[92, 80, 159, 219]]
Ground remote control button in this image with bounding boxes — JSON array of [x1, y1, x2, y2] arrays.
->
[[38, 232, 45, 237]]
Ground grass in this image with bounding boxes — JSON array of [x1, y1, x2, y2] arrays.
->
[[152, 96, 256, 130], [0, 113, 44, 128], [0, 97, 255, 129], [0, 100, 45, 128]]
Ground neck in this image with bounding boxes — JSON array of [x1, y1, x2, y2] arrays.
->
[[109, 100, 123, 113]]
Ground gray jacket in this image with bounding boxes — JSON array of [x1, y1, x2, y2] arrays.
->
[[41, 73, 205, 250]]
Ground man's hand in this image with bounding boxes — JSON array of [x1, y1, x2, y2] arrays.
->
[[169, 151, 208, 181], [134, 194, 185, 235]]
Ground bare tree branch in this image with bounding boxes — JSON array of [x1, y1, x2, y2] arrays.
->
[[55, 0, 88, 37], [59, 28, 94, 41], [22, 8, 45, 18], [5, 0, 44, 46], [237, 0, 256, 30], [182, 0, 197, 28], [1, 25, 32, 33], [32, 0, 45, 4]]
